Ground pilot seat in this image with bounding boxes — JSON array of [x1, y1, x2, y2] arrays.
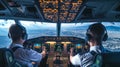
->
[[102, 52, 120, 67], [0, 48, 22, 67]]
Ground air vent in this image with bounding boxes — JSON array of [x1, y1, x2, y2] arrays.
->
[[9, 2, 20, 7], [0, 3, 6, 10], [4, 0, 20, 7]]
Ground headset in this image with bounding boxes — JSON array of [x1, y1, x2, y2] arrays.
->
[[8, 24, 28, 40], [86, 23, 108, 42]]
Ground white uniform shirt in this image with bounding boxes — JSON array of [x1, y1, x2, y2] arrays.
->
[[10, 44, 42, 67], [70, 46, 101, 67]]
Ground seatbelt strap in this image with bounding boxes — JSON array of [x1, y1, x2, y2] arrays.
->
[[90, 51, 102, 67], [11, 46, 21, 52], [90, 51, 98, 56], [90, 51, 98, 62]]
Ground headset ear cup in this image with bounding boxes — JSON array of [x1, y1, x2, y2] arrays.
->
[[24, 34, 28, 40], [22, 33, 28, 40], [86, 34, 93, 41], [103, 33, 108, 41]]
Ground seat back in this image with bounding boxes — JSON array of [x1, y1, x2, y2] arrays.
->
[[102, 52, 120, 67], [0, 48, 21, 67], [90, 54, 102, 67]]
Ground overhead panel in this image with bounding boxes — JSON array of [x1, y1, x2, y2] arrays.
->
[[1, 0, 120, 22], [39, 0, 82, 23]]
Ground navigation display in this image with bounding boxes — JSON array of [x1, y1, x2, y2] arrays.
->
[[34, 43, 42, 49], [54, 44, 64, 52], [76, 44, 82, 49]]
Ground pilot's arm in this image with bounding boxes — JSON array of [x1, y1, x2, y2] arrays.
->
[[41, 46, 47, 58], [25, 46, 46, 63], [26, 49, 43, 62], [70, 48, 81, 65], [70, 48, 94, 66]]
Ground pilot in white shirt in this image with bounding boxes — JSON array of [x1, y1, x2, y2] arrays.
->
[[8, 24, 46, 67], [70, 23, 108, 67], [70, 46, 101, 67]]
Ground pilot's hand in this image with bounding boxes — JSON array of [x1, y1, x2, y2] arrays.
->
[[70, 48, 74, 53], [42, 46, 46, 52], [70, 48, 74, 56], [41, 46, 47, 58]]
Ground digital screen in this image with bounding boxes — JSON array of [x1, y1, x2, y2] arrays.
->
[[54, 44, 64, 52], [44, 44, 50, 51], [34, 43, 41, 49], [76, 44, 82, 49]]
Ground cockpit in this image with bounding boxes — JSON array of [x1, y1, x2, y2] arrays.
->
[[0, 21, 120, 67], [0, 0, 120, 67]]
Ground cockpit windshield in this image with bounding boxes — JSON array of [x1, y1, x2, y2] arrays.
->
[[0, 20, 120, 52]]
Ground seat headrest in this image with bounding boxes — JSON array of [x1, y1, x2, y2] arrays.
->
[[102, 52, 120, 67], [0, 48, 15, 67], [102, 52, 120, 63]]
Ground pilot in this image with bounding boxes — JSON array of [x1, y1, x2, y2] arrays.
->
[[8, 24, 46, 67], [70, 23, 108, 67]]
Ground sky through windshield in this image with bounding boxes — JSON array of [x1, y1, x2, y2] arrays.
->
[[0, 20, 120, 51]]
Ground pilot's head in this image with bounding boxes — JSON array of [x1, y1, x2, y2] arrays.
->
[[86, 23, 108, 46], [8, 24, 28, 44]]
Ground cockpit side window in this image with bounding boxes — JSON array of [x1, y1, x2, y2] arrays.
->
[[0, 20, 15, 48]]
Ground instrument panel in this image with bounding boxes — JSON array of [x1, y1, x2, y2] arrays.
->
[[24, 42, 85, 53], [23, 36, 87, 67], [24, 36, 87, 53]]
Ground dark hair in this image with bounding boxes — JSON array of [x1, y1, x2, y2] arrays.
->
[[86, 23, 108, 44], [8, 24, 27, 42]]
